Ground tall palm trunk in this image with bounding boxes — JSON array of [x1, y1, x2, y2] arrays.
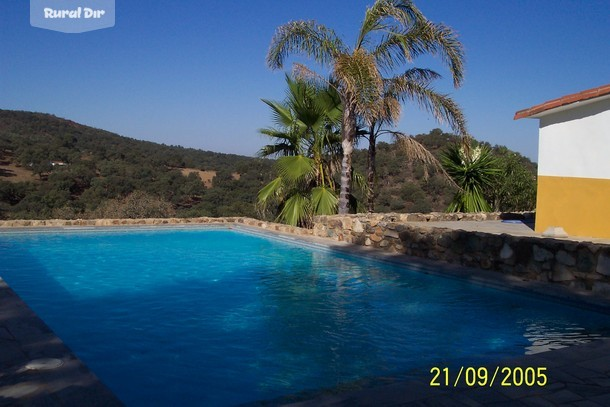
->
[[366, 126, 377, 212], [338, 106, 357, 214]]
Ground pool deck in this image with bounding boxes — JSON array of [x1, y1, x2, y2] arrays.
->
[[283, 337, 610, 406], [1, 222, 610, 406], [403, 219, 610, 245], [0, 279, 123, 406]]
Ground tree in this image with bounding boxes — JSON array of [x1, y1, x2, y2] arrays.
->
[[365, 71, 466, 212], [93, 190, 175, 219], [487, 147, 537, 211], [257, 74, 342, 161], [257, 76, 343, 226], [441, 142, 501, 212], [267, 0, 464, 213]]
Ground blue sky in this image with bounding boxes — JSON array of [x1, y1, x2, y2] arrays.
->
[[1, 0, 609, 161]]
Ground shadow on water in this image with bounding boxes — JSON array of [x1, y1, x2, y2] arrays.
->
[[318, 237, 610, 314], [0, 241, 80, 312]]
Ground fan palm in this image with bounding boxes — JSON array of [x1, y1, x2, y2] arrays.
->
[[267, 0, 465, 214], [257, 76, 342, 226]]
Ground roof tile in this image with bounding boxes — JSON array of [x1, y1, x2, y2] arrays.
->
[[514, 83, 610, 120]]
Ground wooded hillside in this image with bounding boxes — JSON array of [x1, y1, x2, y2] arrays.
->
[[0, 110, 274, 219], [0, 111, 536, 220]]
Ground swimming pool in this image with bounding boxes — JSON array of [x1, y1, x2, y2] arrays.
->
[[1, 226, 609, 406]]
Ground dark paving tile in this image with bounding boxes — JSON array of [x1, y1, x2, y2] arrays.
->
[[587, 376, 610, 387], [417, 395, 472, 406], [544, 369, 586, 385], [570, 401, 606, 407], [552, 365, 603, 382], [0, 328, 13, 341], [441, 393, 484, 407], [0, 281, 123, 406], [542, 388, 584, 403], [577, 355, 610, 373], [0, 341, 27, 368], [481, 400, 529, 406], [495, 383, 558, 399], [564, 383, 610, 398], [588, 393, 610, 405], [448, 388, 511, 405], [518, 397, 557, 407]]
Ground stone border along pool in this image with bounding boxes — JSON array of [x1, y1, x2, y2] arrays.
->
[[1, 216, 610, 405]]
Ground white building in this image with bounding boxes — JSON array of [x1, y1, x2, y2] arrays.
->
[[515, 84, 610, 239]]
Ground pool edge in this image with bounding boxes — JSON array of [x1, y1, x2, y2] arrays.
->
[[0, 278, 124, 406]]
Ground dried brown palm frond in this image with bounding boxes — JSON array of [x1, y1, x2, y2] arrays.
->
[[394, 132, 458, 188], [292, 63, 329, 89]]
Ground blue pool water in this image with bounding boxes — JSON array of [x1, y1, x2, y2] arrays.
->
[[1, 227, 609, 406]]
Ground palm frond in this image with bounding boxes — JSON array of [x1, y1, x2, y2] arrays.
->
[[278, 193, 311, 226], [257, 126, 302, 157], [334, 50, 384, 122], [392, 68, 442, 86], [257, 176, 284, 206], [276, 155, 315, 184], [261, 99, 295, 129], [372, 19, 464, 87], [311, 186, 338, 215], [352, 170, 371, 197], [267, 21, 346, 70], [257, 142, 296, 158], [357, 0, 425, 49], [395, 133, 457, 187], [291, 63, 332, 89], [390, 74, 467, 135], [372, 30, 411, 71], [285, 76, 330, 131], [397, 21, 464, 86], [424, 22, 465, 87]]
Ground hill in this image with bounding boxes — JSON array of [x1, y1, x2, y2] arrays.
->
[[0, 110, 274, 219], [0, 111, 537, 220], [352, 128, 537, 213]]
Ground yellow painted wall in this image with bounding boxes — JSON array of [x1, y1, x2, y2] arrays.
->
[[536, 175, 610, 238]]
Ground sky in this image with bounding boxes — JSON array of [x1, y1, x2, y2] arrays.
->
[[1, 0, 609, 162]]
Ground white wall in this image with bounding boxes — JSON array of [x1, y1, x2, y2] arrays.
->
[[538, 96, 610, 179]]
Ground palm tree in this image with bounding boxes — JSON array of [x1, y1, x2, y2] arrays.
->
[[364, 70, 467, 212], [267, 0, 465, 214], [257, 76, 343, 226]]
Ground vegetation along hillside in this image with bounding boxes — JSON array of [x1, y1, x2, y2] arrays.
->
[[352, 128, 537, 214], [0, 111, 536, 220], [0, 110, 274, 219]]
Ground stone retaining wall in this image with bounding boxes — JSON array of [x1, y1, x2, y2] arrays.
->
[[311, 214, 610, 298], [0, 211, 533, 229], [0, 216, 315, 235]]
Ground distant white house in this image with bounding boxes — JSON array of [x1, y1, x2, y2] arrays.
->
[[50, 161, 67, 167], [515, 84, 610, 239]]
